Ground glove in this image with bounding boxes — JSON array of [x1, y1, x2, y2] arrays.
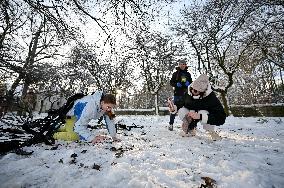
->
[[176, 82, 182, 87], [185, 81, 190, 87]]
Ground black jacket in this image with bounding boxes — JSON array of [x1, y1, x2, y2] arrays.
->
[[170, 67, 192, 96], [183, 91, 226, 126]]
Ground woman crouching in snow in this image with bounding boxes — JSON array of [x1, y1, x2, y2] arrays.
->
[[177, 74, 226, 140], [53, 91, 120, 144]]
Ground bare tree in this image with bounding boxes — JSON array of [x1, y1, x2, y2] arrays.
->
[[1, 1, 81, 103], [229, 1, 284, 105], [133, 30, 183, 114], [174, 0, 284, 114], [66, 42, 134, 96]]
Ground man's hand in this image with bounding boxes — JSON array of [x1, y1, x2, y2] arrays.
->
[[167, 98, 177, 114], [91, 135, 109, 144], [185, 81, 190, 87], [176, 82, 182, 87], [187, 112, 201, 120]]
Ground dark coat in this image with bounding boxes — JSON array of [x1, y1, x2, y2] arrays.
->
[[170, 67, 192, 97], [183, 91, 226, 126]]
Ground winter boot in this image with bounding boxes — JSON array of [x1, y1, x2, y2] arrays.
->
[[180, 116, 194, 136], [182, 116, 193, 131], [168, 124, 173, 131], [203, 124, 221, 141], [208, 131, 221, 141], [189, 128, 197, 136], [180, 123, 188, 136], [180, 127, 196, 137]]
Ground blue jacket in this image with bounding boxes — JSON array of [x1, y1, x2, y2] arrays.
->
[[170, 67, 192, 96], [66, 91, 116, 142]]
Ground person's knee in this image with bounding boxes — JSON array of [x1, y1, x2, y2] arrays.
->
[[178, 107, 190, 120], [57, 116, 76, 132]]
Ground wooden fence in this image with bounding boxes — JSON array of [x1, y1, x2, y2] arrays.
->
[[115, 105, 284, 117]]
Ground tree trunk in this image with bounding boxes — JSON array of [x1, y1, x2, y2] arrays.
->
[[39, 99, 45, 114], [21, 81, 29, 99], [155, 93, 159, 115], [220, 91, 229, 116], [280, 68, 283, 86], [7, 77, 21, 99]]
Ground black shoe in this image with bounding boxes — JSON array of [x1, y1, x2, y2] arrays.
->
[[168, 124, 173, 131]]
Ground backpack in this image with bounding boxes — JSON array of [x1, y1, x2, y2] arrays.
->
[[1, 93, 85, 153]]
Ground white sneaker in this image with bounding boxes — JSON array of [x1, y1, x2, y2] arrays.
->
[[208, 131, 221, 141]]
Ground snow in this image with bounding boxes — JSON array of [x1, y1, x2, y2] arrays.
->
[[0, 115, 284, 188]]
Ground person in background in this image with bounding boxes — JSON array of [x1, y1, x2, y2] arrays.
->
[[178, 74, 226, 140], [53, 91, 120, 144], [168, 59, 192, 131]]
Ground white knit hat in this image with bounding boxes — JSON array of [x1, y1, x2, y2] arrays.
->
[[190, 74, 209, 92]]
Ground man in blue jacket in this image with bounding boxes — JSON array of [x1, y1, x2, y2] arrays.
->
[[168, 59, 192, 131]]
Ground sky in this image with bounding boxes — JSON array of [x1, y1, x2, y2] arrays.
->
[[82, 0, 192, 52], [77, 0, 187, 93], [3, 0, 198, 94], [1, 115, 283, 188]]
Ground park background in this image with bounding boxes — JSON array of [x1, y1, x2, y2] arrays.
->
[[0, 1, 284, 187], [0, 0, 283, 117]]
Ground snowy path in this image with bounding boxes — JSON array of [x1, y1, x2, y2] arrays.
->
[[0, 116, 283, 188]]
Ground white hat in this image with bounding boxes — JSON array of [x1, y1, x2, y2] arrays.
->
[[190, 74, 209, 92]]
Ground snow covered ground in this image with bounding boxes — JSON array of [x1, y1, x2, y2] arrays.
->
[[0, 115, 283, 188]]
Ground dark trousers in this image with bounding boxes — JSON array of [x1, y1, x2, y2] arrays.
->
[[169, 113, 176, 125], [188, 120, 198, 130]]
